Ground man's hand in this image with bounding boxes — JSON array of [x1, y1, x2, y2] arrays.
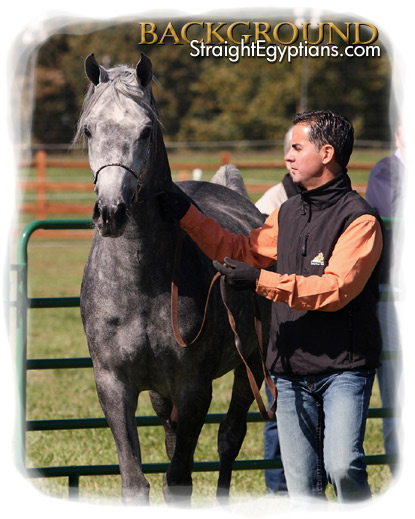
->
[[158, 191, 190, 222], [213, 257, 260, 290]]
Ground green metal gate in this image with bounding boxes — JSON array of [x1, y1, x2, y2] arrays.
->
[[13, 219, 398, 499]]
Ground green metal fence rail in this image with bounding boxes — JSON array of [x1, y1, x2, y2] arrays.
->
[[14, 219, 398, 499]]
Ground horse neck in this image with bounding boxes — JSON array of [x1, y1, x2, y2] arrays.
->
[[143, 121, 172, 195], [119, 124, 177, 274]]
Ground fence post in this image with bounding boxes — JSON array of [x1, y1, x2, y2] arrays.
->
[[220, 151, 231, 165], [178, 170, 189, 181], [15, 227, 30, 470], [35, 150, 47, 220]]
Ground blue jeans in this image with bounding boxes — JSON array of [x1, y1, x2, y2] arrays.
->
[[272, 369, 375, 503]]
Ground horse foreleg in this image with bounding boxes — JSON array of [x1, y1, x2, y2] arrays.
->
[[217, 354, 264, 502], [149, 390, 177, 460], [93, 367, 149, 504], [163, 382, 212, 506]]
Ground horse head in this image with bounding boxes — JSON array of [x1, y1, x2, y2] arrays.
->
[[76, 53, 164, 237]]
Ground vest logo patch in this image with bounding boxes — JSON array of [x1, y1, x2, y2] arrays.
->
[[311, 252, 325, 266]]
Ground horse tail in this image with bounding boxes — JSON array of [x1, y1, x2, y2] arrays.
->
[[210, 164, 250, 200]]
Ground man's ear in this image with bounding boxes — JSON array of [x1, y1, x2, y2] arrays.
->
[[321, 144, 335, 165]]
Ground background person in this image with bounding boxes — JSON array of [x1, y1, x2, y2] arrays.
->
[[255, 127, 300, 496], [365, 121, 404, 476], [255, 128, 298, 216]]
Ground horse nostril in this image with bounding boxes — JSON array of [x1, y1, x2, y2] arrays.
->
[[114, 202, 128, 231], [115, 202, 127, 217], [92, 201, 110, 228], [92, 201, 101, 222]]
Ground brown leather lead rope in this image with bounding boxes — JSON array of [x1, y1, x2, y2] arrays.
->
[[254, 297, 278, 420], [220, 276, 277, 421], [170, 224, 277, 420]]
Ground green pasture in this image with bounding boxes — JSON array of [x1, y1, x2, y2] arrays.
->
[[13, 146, 394, 506]]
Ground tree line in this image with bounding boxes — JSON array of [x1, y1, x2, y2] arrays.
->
[[24, 18, 393, 148]]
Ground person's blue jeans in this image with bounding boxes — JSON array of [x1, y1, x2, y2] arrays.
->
[[263, 383, 287, 493], [272, 369, 375, 503], [376, 294, 401, 476]]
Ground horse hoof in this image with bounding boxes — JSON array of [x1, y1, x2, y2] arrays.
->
[[163, 473, 192, 507], [121, 488, 150, 506], [216, 486, 231, 506]]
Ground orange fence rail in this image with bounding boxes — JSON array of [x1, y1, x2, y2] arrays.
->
[[18, 150, 371, 222]]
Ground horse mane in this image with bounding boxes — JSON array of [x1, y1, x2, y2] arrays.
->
[[211, 164, 250, 200], [73, 64, 160, 147]]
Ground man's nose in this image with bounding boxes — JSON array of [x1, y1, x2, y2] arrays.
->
[[284, 150, 294, 162]]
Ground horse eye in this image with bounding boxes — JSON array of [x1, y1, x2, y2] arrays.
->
[[84, 127, 92, 138], [141, 126, 151, 140]]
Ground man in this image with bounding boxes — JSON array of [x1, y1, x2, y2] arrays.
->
[[365, 121, 404, 476], [159, 110, 383, 502]]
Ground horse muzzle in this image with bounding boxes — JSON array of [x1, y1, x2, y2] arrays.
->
[[93, 199, 128, 237]]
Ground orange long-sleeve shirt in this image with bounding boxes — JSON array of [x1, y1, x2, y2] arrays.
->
[[180, 204, 383, 313]]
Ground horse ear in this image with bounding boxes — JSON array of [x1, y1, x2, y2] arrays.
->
[[136, 53, 152, 88], [85, 53, 108, 86]]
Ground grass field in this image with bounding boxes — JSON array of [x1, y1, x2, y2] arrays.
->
[[11, 146, 395, 507]]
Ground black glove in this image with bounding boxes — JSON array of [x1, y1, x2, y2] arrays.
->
[[213, 257, 260, 291], [158, 191, 191, 222]]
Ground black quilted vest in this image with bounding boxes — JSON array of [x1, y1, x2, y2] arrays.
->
[[266, 173, 383, 376]]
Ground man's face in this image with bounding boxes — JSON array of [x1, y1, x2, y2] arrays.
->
[[284, 123, 328, 190]]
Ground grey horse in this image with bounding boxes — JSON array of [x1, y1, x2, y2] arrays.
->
[[76, 53, 271, 505]]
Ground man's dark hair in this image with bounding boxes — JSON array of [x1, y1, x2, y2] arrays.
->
[[293, 110, 354, 170]]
